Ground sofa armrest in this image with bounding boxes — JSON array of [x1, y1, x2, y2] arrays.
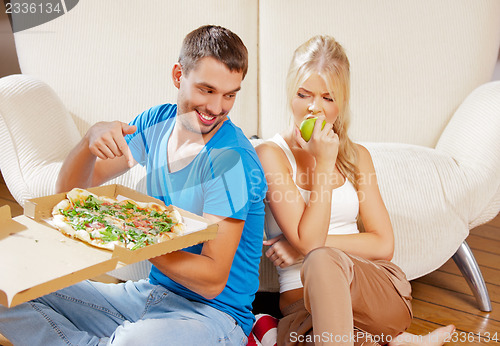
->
[[0, 74, 81, 206], [364, 143, 470, 280], [436, 81, 500, 227]]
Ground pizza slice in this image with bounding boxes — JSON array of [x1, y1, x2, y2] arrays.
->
[[51, 188, 185, 250]]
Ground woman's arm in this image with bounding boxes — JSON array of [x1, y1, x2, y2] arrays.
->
[[324, 144, 394, 261], [256, 126, 337, 256]]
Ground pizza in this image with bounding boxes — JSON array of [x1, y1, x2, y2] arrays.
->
[[51, 188, 185, 251]]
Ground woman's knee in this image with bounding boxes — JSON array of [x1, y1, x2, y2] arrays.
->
[[302, 247, 353, 280], [303, 247, 349, 269]]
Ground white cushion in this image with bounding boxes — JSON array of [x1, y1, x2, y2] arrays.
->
[[0, 75, 80, 205]]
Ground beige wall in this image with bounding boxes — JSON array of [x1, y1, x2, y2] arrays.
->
[[0, 4, 498, 81], [0, 2, 21, 78]]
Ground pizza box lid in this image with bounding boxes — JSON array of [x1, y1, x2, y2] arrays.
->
[[0, 184, 218, 308]]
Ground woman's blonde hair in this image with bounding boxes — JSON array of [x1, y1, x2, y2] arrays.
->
[[286, 35, 359, 189]]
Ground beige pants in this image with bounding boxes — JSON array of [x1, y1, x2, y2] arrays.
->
[[278, 247, 413, 346]]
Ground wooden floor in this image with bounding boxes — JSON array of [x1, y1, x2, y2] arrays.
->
[[0, 173, 499, 345], [407, 217, 500, 345]]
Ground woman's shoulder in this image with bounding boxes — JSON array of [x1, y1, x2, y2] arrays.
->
[[256, 139, 283, 160], [354, 143, 375, 173], [255, 137, 291, 172], [355, 143, 370, 158]]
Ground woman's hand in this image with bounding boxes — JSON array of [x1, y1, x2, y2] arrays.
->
[[294, 115, 339, 171], [264, 234, 304, 268]]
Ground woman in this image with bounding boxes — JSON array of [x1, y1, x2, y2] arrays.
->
[[256, 35, 454, 346]]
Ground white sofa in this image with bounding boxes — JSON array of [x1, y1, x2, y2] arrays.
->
[[1, 0, 499, 312]]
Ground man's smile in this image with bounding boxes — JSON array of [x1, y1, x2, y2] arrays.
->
[[196, 110, 217, 125]]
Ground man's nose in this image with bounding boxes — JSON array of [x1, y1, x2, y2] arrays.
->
[[206, 95, 223, 116]]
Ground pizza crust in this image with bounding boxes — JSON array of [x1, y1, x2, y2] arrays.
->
[[52, 199, 71, 217], [51, 214, 76, 237], [66, 188, 96, 205]]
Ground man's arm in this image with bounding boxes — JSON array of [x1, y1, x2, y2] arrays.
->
[[56, 121, 137, 193], [149, 214, 245, 299]]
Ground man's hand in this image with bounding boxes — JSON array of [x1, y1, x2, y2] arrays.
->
[[264, 234, 304, 268], [56, 121, 137, 193], [86, 121, 136, 167]]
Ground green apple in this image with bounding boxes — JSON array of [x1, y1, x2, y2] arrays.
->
[[299, 117, 326, 141]]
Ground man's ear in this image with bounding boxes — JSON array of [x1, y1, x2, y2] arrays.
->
[[172, 63, 183, 89]]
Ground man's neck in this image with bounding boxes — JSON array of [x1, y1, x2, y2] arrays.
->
[[167, 121, 220, 173]]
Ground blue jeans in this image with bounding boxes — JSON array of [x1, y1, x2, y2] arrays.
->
[[0, 279, 247, 346]]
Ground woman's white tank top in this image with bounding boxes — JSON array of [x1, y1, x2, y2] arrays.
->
[[264, 133, 360, 293]]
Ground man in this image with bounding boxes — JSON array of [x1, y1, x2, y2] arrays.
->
[[0, 25, 267, 345]]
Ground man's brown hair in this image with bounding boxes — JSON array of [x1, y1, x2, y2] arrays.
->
[[179, 25, 248, 79]]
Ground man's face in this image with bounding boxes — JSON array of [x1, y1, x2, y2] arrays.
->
[[173, 57, 243, 136]]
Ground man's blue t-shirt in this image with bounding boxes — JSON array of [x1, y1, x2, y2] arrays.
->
[[125, 104, 267, 335]]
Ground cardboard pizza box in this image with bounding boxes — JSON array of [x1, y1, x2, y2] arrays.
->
[[0, 184, 218, 308]]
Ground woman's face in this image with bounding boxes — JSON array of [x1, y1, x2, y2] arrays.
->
[[291, 74, 339, 128]]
